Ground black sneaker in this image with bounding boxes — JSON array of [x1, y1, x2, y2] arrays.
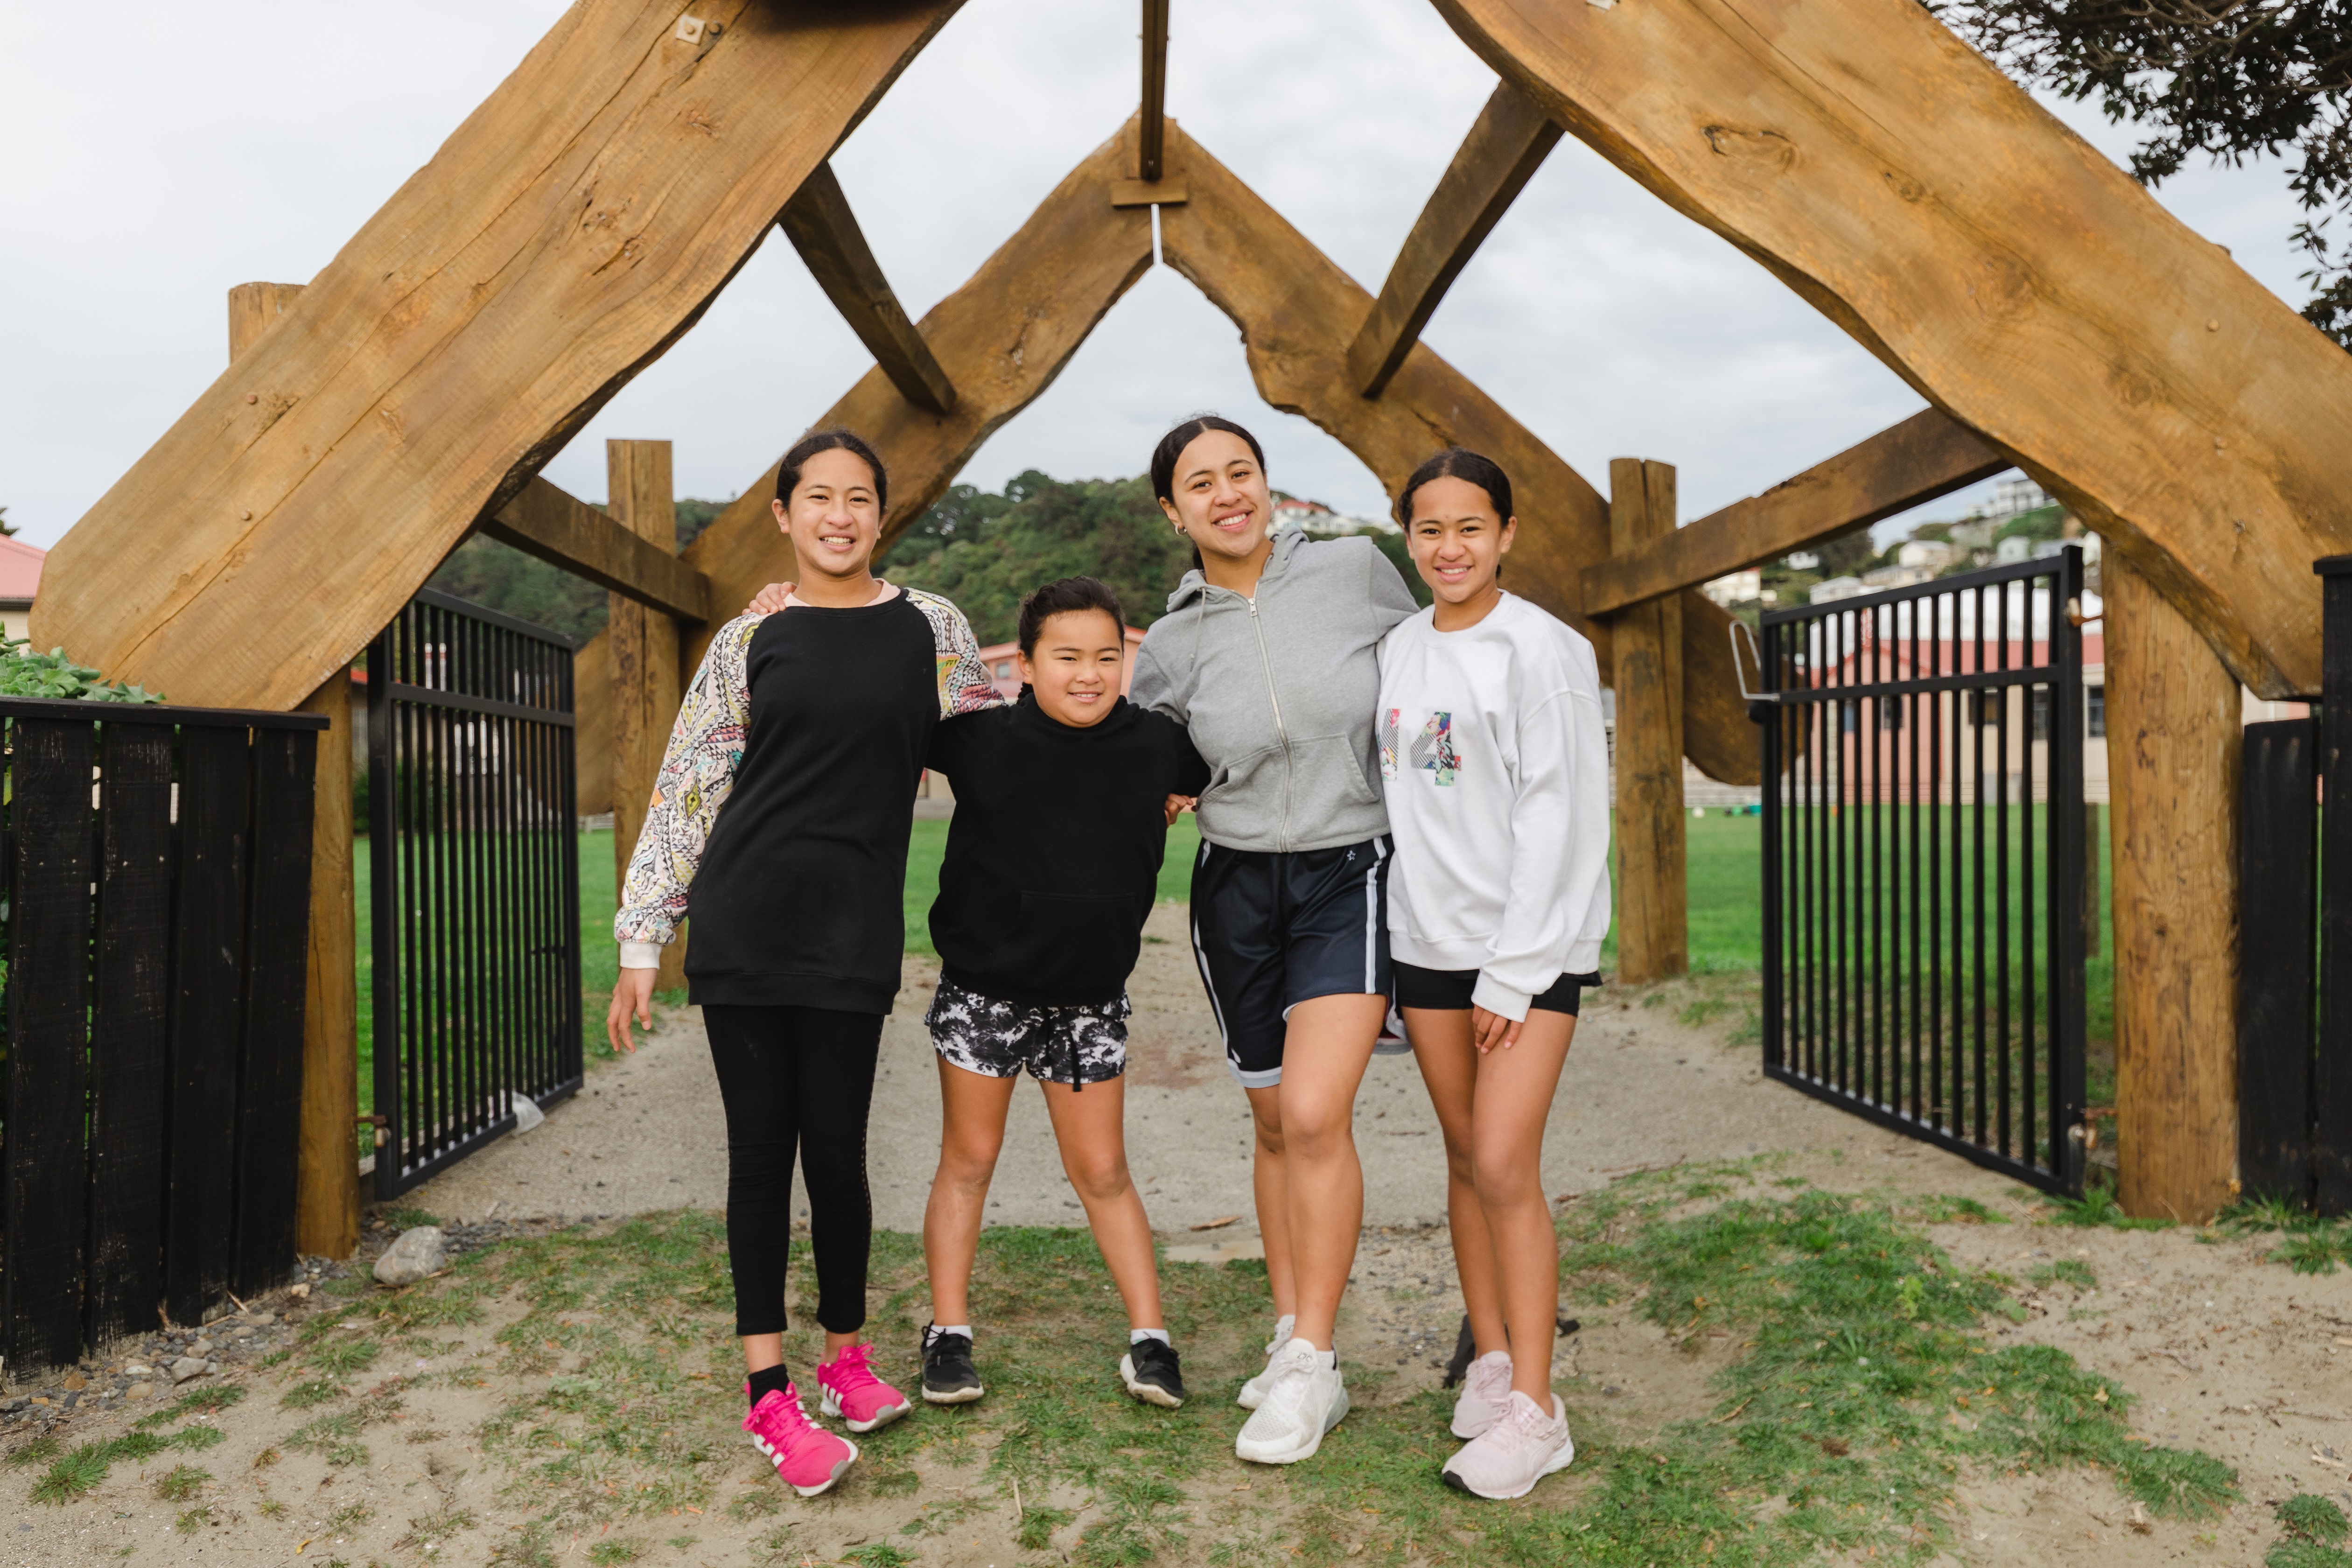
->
[[1120, 1338, 1186, 1408], [921, 1325, 983, 1405]]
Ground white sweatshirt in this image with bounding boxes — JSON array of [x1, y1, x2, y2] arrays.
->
[[1377, 593, 1612, 1019]]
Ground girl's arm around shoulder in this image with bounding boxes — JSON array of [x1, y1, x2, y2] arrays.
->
[[614, 613, 762, 959], [903, 588, 1005, 717], [1128, 630, 1187, 724]]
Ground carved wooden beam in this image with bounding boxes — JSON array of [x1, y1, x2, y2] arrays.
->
[[1348, 81, 1561, 399], [1434, 0, 2352, 697], [777, 163, 959, 416], [1139, 0, 1171, 182], [1581, 409, 2008, 615], [480, 477, 712, 623], [1157, 123, 1759, 785], [34, 0, 963, 710]]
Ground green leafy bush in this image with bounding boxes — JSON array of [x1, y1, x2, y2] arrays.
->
[[0, 637, 162, 703]]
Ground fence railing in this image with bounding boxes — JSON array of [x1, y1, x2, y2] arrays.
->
[[1, 697, 324, 1372], [1759, 549, 2088, 1195]]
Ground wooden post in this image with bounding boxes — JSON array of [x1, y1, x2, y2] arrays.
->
[[1607, 459, 1688, 983], [2104, 553, 2240, 1222], [607, 440, 687, 993], [233, 281, 362, 1258]]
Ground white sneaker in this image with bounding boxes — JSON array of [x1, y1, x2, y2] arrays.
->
[[1449, 1349, 1513, 1439], [1234, 1339, 1348, 1464], [1236, 1316, 1296, 1410], [1441, 1390, 1574, 1499]]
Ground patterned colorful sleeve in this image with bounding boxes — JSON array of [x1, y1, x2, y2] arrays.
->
[[615, 614, 761, 954], [904, 588, 1005, 716]]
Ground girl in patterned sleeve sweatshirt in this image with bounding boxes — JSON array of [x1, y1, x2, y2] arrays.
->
[[607, 429, 1000, 1500], [1377, 448, 1610, 1502]]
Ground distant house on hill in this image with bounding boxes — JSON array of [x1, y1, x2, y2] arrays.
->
[[0, 536, 45, 643]]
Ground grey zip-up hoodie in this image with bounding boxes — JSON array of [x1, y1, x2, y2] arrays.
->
[[1131, 530, 1420, 853]]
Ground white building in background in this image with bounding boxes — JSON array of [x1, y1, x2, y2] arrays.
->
[[1702, 568, 1761, 606], [1811, 576, 1863, 603], [1897, 538, 1959, 571], [1862, 563, 1935, 591], [1277, 496, 1398, 535]]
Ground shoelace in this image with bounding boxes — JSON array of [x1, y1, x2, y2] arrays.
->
[[1258, 1351, 1318, 1423], [748, 1390, 815, 1443], [826, 1344, 887, 1397]]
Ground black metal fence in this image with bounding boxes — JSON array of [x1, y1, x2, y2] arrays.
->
[[1, 698, 324, 1371], [367, 589, 580, 1198], [2236, 558, 2352, 1214], [1758, 549, 2088, 1195]]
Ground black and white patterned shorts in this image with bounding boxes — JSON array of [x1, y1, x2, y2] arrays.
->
[[924, 977, 1130, 1088]]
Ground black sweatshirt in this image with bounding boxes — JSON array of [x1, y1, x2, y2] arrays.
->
[[925, 691, 1211, 1008], [682, 598, 952, 1012]]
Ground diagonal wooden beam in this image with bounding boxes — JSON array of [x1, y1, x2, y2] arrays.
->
[[480, 477, 712, 623], [1139, 0, 1171, 182], [1433, 0, 2352, 698], [34, 0, 964, 711], [777, 163, 958, 416], [1156, 123, 1758, 786], [1348, 81, 1560, 399], [1580, 409, 2008, 615]]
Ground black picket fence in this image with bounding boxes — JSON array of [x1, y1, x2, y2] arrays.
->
[[2237, 559, 2352, 1215], [0, 698, 324, 1372]]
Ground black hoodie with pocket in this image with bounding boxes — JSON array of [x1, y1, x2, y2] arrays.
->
[[925, 690, 1211, 1008]]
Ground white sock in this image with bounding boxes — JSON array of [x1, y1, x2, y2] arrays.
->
[[1286, 1337, 1338, 1371], [1129, 1328, 1171, 1346], [1272, 1314, 1296, 1347], [926, 1323, 973, 1348]]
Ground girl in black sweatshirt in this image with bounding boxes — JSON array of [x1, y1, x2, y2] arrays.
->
[[914, 577, 1209, 1413], [609, 430, 999, 1498]]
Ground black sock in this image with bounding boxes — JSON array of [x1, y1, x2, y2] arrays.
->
[[747, 1364, 793, 1409]]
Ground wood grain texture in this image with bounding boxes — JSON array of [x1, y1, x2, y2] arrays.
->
[[1610, 459, 1690, 983], [227, 282, 306, 365], [577, 635, 615, 818], [484, 476, 712, 622], [1139, 0, 1170, 180], [2105, 553, 2240, 1223], [1347, 81, 1561, 398], [1110, 177, 1188, 207], [1581, 410, 2007, 615], [294, 671, 360, 1260], [1155, 124, 1759, 785], [607, 441, 687, 993], [676, 121, 1157, 677], [35, 0, 962, 711], [1435, 0, 2352, 698], [778, 163, 959, 416]]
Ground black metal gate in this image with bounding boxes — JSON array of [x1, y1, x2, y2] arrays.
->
[[1757, 548, 2088, 1195], [367, 588, 581, 1198]]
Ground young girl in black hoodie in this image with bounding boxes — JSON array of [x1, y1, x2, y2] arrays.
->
[[914, 577, 1210, 1411]]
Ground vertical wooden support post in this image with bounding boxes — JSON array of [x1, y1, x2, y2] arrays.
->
[[233, 282, 362, 1259], [607, 440, 687, 993], [1607, 459, 1687, 983], [2105, 553, 2240, 1222]]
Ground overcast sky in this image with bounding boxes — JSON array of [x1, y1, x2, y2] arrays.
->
[[0, 0, 2321, 556]]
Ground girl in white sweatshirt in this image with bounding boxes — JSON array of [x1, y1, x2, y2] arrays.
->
[[1376, 448, 1610, 1502]]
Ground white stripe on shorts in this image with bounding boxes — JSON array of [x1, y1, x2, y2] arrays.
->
[[1363, 836, 1387, 992]]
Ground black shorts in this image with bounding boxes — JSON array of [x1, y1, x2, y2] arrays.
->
[[1393, 961, 1601, 1016], [1189, 835, 1393, 1087]]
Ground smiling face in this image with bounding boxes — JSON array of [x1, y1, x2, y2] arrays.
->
[[770, 447, 883, 585], [1407, 474, 1516, 620], [1017, 608, 1127, 728], [1157, 429, 1273, 569]]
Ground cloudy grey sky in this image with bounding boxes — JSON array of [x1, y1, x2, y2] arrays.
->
[[0, 0, 2319, 554]]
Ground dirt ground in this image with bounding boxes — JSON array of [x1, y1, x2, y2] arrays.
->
[[4, 904, 2349, 1567]]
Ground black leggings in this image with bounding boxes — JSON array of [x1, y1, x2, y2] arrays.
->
[[703, 1005, 884, 1339]]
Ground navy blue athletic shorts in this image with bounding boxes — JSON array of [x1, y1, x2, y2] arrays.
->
[[1392, 961, 1601, 1016], [1188, 835, 1393, 1087]]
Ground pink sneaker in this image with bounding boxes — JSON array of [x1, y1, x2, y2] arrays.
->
[[817, 1342, 912, 1433], [743, 1385, 857, 1498]]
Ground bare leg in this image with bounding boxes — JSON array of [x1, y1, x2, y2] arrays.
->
[[1468, 1012, 1577, 1403], [1040, 1075, 1163, 1330], [922, 1058, 1020, 1328], [1277, 993, 1388, 1350], [1405, 1007, 1508, 1358], [1242, 1085, 1298, 1321]]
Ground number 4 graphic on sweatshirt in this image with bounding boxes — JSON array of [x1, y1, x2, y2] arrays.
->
[[1381, 708, 1458, 785]]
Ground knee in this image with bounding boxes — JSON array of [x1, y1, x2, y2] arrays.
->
[[1065, 1152, 1133, 1205], [1283, 1105, 1352, 1162], [1442, 1138, 1478, 1189], [935, 1138, 1002, 1195], [1469, 1146, 1535, 1205], [1250, 1111, 1286, 1160]]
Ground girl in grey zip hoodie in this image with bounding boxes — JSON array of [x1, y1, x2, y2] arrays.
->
[[1130, 416, 1418, 1466]]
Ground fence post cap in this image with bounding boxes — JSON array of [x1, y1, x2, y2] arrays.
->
[[2313, 555, 2352, 577]]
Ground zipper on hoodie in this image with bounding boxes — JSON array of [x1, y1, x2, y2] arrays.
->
[[1245, 595, 1294, 851]]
